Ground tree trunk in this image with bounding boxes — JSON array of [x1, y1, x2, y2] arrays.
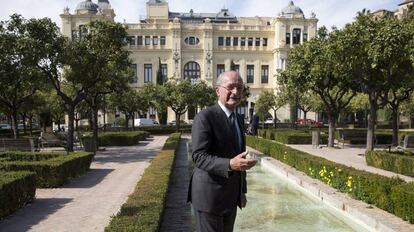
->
[[67, 104, 76, 152], [22, 113, 27, 134], [28, 115, 33, 136], [175, 112, 180, 131], [366, 103, 377, 151], [91, 100, 99, 153], [327, 113, 336, 148], [11, 108, 19, 139], [124, 113, 129, 130], [131, 112, 135, 131], [273, 109, 277, 128], [391, 108, 399, 146], [103, 95, 106, 132]]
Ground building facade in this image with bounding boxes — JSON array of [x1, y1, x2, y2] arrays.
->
[[61, 0, 318, 124]]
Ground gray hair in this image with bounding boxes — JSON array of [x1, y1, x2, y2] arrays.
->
[[216, 71, 242, 85]]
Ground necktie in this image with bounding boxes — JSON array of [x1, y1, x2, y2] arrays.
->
[[229, 112, 241, 153]]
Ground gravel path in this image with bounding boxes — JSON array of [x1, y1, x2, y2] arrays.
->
[[0, 135, 168, 232]]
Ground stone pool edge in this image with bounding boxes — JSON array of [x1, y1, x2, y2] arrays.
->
[[259, 156, 414, 232]]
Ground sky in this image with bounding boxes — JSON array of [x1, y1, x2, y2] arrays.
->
[[0, 0, 405, 29]]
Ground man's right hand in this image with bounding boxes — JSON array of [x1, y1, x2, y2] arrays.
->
[[229, 152, 257, 171]]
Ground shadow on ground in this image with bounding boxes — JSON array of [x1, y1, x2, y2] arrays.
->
[[61, 168, 114, 188], [0, 198, 72, 232]]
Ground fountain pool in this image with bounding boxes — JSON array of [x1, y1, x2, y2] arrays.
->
[[234, 164, 370, 232]]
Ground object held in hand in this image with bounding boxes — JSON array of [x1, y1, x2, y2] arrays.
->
[[246, 151, 257, 161]]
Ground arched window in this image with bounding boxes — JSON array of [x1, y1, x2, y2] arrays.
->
[[183, 62, 200, 80]]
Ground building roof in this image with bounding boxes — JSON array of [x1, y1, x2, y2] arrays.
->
[[97, 0, 111, 10], [280, 1, 304, 16], [169, 8, 237, 23], [399, 0, 414, 6], [147, 0, 167, 4], [76, 0, 99, 13]]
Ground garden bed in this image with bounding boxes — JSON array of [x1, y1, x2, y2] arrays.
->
[[105, 133, 181, 232], [0, 151, 93, 188], [247, 136, 414, 223]]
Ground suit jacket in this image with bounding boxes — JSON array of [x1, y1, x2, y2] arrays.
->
[[188, 103, 247, 215]]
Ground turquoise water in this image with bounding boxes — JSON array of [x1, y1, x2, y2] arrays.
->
[[234, 165, 369, 232]]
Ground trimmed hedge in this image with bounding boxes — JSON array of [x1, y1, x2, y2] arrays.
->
[[83, 131, 150, 146], [336, 129, 393, 145], [247, 136, 414, 223], [259, 129, 328, 144], [103, 125, 192, 134], [0, 152, 94, 188], [105, 133, 181, 232], [391, 183, 414, 223], [366, 150, 414, 177], [0, 171, 36, 219], [141, 125, 192, 135]]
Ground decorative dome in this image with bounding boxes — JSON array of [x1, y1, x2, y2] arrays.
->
[[97, 0, 111, 10], [280, 1, 303, 15], [76, 0, 98, 13]]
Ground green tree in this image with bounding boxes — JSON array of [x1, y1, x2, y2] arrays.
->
[[142, 83, 168, 125], [163, 80, 194, 131], [255, 90, 284, 128], [280, 27, 357, 147], [108, 88, 147, 130], [33, 20, 130, 151], [0, 15, 47, 138], [156, 57, 164, 85], [192, 81, 216, 110], [343, 12, 413, 149]]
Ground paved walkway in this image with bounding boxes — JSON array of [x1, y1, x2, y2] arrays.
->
[[159, 135, 194, 232], [0, 135, 168, 232], [287, 144, 414, 182]]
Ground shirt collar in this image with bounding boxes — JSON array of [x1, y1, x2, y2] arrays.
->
[[218, 101, 234, 118]]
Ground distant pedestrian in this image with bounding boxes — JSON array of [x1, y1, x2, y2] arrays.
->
[[249, 113, 259, 136]]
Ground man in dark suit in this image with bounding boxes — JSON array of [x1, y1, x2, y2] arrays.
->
[[188, 71, 257, 232]]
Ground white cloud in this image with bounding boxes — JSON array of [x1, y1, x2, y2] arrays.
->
[[0, 0, 404, 29]]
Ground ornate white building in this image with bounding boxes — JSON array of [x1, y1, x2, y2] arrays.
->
[[61, 0, 318, 124]]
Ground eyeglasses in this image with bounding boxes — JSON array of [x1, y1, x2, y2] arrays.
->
[[217, 85, 243, 92]]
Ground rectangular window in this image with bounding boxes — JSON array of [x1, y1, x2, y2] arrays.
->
[[280, 58, 286, 71], [286, 33, 290, 45], [292, 29, 301, 44], [79, 25, 88, 38], [161, 64, 167, 82], [303, 33, 308, 42], [137, 36, 143, 45], [255, 38, 260, 47], [247, 65, 254, 84], [225, 37, 231, 46], [129, 36, 136, 46], [263, 38, 268, 46], [261, 65, 269, 84], [233, 65, 239, 73], [144, 64, 152, 83], [160, 36, 166, 45], [218, 37, 224, 46], [145, 36, 151, 45], [130, 64, 137, 83], [217, 64, 225, 77], [248, 37, 253, 46], [241, 37, 246, 46], [233, 37, 238, 46], [153, 36, 158, 45], [71, 30, 78, 39]]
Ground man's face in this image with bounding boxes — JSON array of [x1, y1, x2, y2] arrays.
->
[[215, 72, 243, 111]]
